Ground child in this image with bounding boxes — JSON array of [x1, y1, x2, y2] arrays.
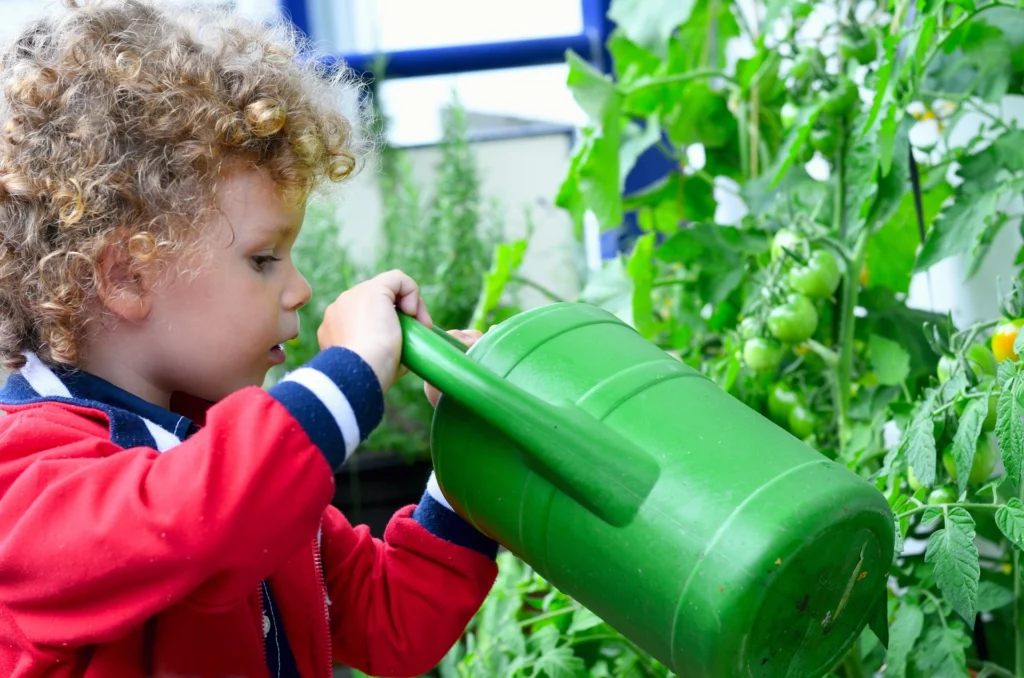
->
[[0, 1, 499, 677]]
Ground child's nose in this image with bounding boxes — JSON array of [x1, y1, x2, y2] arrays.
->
[[285, 270, 312, 311]]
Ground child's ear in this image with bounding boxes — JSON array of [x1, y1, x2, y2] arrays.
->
[[96, 230, 152, 322]]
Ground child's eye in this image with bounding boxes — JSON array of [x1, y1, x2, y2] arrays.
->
[[252, 255, 281, 270]]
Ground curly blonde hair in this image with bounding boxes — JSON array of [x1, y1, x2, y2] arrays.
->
[[0, 0, 366, 371]]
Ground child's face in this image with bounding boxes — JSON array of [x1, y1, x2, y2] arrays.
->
[[141, 167, 312, 403]]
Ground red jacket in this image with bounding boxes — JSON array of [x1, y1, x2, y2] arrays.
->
[[0, 347, 499, 678]]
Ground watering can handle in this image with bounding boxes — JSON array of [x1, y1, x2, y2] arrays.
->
[[399, 315, 659, 528]]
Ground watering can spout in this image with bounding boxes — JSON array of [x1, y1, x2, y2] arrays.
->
[[399, 314, 660, 527]]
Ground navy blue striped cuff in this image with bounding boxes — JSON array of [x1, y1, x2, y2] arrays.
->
[[268, 347, 385, 471], [412, 473, 498, 559]]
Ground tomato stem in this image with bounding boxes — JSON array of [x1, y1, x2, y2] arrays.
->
[[835, 228, 867, 450], [1016, 478, 1024, 676]]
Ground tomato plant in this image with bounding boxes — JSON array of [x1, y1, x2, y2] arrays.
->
[[448, 0, 1024, 676]]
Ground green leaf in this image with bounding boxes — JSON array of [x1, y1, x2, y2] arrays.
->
[[607, 0, 698, 58], [922, 506, 944, 527], [568, 608, 604, 635], [861, 34, 899, 138], [885, 602, 924, 678], [878, 102, 901, 177], [952, 397, 987, 497], [924, 507, 980, 627], [995, 497, 1024, 550], [976, 580, 1014, 612], [843, 113, 881, 242], [911, 624, 971, 677], [1014, 325, 1024, 358], [996, 371, 1024, 490], [914, 189, 1001, 277], [901, 390, 939, 486], [628, 234, 656, 339], [865, 182, 953, 294], [524, 622, 587, 678], [578, 131, 624, 231], [471, 239, 527, 331], [565, 51, 619, 124], [769, 101, 824, 187], [619, 117, 661, 187], [870, 335, 911, 386], [559, 52, 625, 233], [957, 130, 1024, 191]]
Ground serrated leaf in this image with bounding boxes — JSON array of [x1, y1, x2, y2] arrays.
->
[[996, 497, 1024, 550], [769, 101, 825, 187], [922, 507, 944, 526], [870, 334, 911, 386], [996, 375, 1024, 490], [608, 0, 698, 58], [952, 397, 987, 496], [885, 602, 924, 678], [902, 390, 938, 486], [976, 580, 1014, 612], [924, 507, 980, 627], [1014, 325, 1024, 358], [912, 624, 971, 677], [533, 644, 586, 678], [915, 187, 1001, 277], [568, 608, 604, 635]]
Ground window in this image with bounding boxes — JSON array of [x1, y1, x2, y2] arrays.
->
[[307, 0, 583, 54]]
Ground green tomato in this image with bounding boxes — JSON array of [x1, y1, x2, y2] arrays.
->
[[928, 485, 958, 505], [738, 316, 760, 340], [767, 294, 819, 344], [942, 435, 998, 486], [787, 250, 841, 300], [937, 354, 957, 384], [938, 344, 998, 383], [810, 128, 837, 157], [907, 466, 924, 491], [771, 229, 805, 261], [788, 404, 817, 439], [966, 343, 998, 377], [768, 383, 801, 426], [823, 78, 859, 116], [743, 337, 785, 372]]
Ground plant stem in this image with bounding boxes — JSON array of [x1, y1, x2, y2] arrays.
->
[[1016, 476, 1024, 677], [807, 339, 840, 367], [834, 136, 865, 460], [923, 0, 1019, 68], [510, 276, 567, 303], [624, 70, 737, 96], [921, 589, 950, 629], [897, 502, 1001, 519]]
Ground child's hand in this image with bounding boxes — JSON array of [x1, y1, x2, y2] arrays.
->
[[317, 269, 432, 392], [424, 329, 483, 407]]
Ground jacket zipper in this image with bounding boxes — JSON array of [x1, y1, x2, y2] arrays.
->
[[312, 526, 332, 678], [256, 585, 268, 673]]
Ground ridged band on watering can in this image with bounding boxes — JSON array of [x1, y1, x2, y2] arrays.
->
[[399, 303, 894, 678]]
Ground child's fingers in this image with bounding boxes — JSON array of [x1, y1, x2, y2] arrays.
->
[[376, 269, 432, 327], [448, 329, 482, 348]]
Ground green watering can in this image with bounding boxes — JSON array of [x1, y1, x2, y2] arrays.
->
[[399, 302, 894, 678]]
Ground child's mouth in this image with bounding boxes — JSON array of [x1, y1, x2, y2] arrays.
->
[[269, 344, 286, 365]]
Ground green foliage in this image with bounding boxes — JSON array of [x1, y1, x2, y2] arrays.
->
[[436, 1, 1024, 677]]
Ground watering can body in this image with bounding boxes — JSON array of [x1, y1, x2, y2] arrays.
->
[[401, 302, 894, 678]]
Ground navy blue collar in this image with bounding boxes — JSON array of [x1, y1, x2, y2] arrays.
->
[[0, 354, 196, 451]]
